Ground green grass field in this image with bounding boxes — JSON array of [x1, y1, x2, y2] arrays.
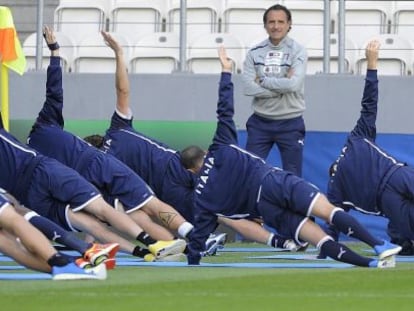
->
[[1, 242, 414, 311]]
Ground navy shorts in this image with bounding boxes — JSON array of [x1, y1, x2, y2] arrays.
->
[[380, 166, 414, 240], [26, 158, 101, 231], [0, 192, 11, 216], [257, 170, 319, 243], [82, 153, 154, 213]]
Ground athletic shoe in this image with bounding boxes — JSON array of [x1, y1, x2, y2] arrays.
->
[[282, 239, 301, 252], [148, 239, 186, 259], [75, 258, 93, 269], [369, 255, 396, 268], [52, 262, 107, 280], [374, 240, 402, 259], [144, 253, 186, 262], [84, 243, 120, 265], [76, 257, 116, 270], [103, 258, 116, 270], [204, 233, 227, 256]]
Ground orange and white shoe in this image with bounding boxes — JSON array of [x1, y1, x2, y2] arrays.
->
[[84, 243, 120, 265], [103, 258, 116, 270], [76, 257, 116, 270]]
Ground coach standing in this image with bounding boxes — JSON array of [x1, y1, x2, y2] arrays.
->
[[242, 4, 307, 176]]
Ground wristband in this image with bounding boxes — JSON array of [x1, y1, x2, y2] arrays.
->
[[43, 32, 60, 51], [47, 42, 60, 51]]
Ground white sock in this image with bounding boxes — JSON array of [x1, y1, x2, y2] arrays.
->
[[266, 233, 275, 246], [178, 222, 194, 238]]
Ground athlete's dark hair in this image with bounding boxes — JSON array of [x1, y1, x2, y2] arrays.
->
[[263, 4, 292, 31], [180, 145, 205, 170], [84, 134, 104, 148]]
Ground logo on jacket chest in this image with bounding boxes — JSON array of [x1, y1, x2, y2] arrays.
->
[[195, 157, 214, 195]]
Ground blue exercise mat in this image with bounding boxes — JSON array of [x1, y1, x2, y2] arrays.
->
[[0, 273, 52, 280], [116, 261, 351, 269], [246, 253, 414, 262], [218, 247, 317, 253], [247, 254, 325, 260], [0, 265, 26, 270]]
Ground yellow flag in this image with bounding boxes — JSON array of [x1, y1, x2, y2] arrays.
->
[[0, 6, 26, 75]]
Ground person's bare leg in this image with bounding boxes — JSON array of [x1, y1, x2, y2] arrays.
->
[[0, 205, 56, 264], [83, 197, 144, 239], [0, 230, 51, 272], [68, 209, 136, 254], [218, 217, 270, 244], [297, 218, 327, 246], [128, 209, 175, 240], [141, 197, 189, 232]]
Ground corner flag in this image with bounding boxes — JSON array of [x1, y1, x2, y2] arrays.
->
[[0, 6, 26, 75], [0, 6, 26, 130]]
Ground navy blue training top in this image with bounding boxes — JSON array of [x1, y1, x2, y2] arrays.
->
[[327, 69, 405, 215]]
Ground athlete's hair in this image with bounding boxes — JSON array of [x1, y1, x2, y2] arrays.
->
[[84, 134, 104, 148], [180, 145, 205, 170], [263, 4, 292, 31]]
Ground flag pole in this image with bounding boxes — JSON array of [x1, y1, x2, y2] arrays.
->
[[0, 64, 10, 131]]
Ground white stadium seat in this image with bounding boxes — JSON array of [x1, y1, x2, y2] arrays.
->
[[167, 0, 223, 43], [187, 33, 245, 74], [222, 0, 280, 48], [110, 0, 166, 42], [356, 34, 413, 76], [305, 34, 358, 75], [23, 31, 75, 72], [73, 32, 130, 73], [283, 0, 327, 47], [130, 32, 180, 74], [392, 1, 414, 40], [54, 0, 110, 43], [333, 1, 393, 47]]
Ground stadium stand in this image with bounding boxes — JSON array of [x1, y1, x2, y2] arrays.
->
[[356, 34, 413, 76], [187, 32, 245, 74], [130, 32, 180, 74], [72, 32, 130, 73], [22, 31, 75, 72]]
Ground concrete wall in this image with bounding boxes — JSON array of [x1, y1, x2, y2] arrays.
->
[[8, 71, 414, 134]]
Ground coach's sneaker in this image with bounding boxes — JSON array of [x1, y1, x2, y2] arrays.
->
[[374, 240, 402, 259], [204, 233, 227, 256], [52, 262, 107, 280], [369, 255, 396, 269], [148, 239, 186, 259], [84, 243, 120, 266], [144, 253, 186, 262]]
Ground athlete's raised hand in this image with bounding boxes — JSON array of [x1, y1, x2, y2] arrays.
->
[[218, 46, 232, 73], [101, 31, 123, 56], [365, 40, 380, 70]]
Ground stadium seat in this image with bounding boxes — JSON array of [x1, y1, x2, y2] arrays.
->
[[54, 0, 110, 43], [22, 31, 75, 72], [283, 0, 327, 47], [305, 34, 358, 75], [187, 33, 245, 74], [110, 0, 166, 42], [392, 1, 414, 40], [222, 0, 279, 48], [333, 1, 393, 47], [167, 0, 223, 43], [130, 32, 180, 74], [356, 35, 413, 76], [72, 32, 130, 73]]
